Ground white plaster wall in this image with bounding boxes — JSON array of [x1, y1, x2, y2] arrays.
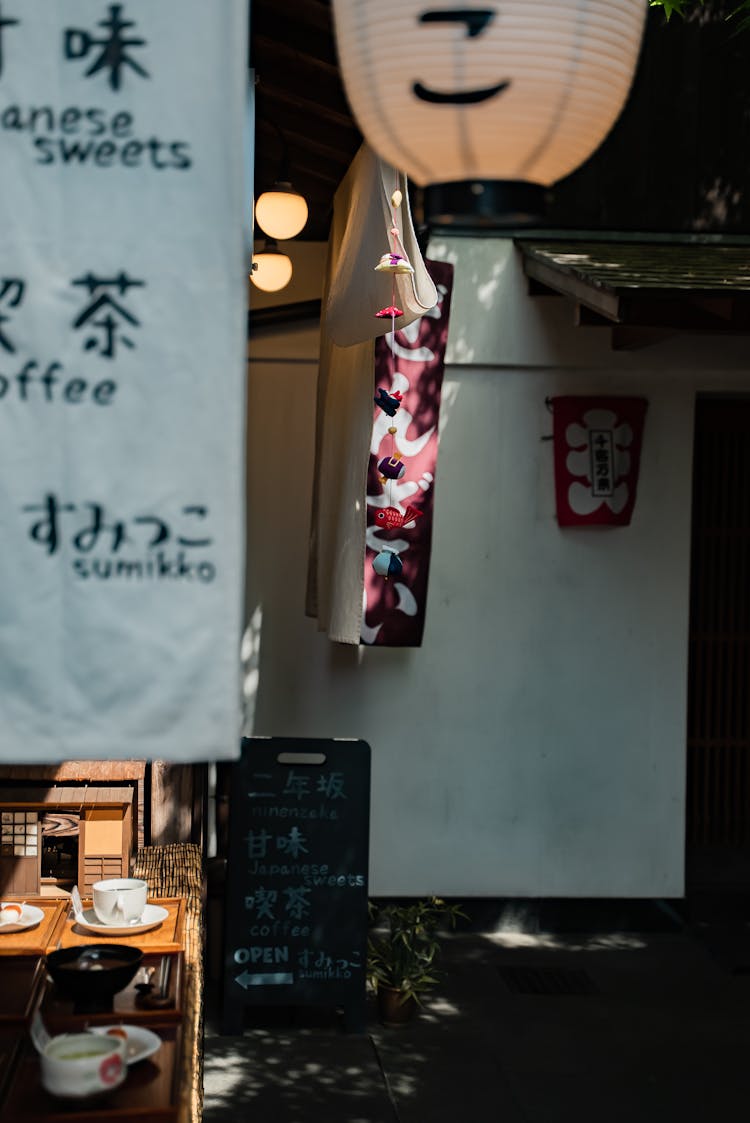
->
[[246, 238, 750, 897]]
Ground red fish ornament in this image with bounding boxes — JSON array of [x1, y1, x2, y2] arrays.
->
[[374, 505, 423, 530]]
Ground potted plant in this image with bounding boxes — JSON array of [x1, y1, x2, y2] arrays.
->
[[367, 897, 467, 1026]]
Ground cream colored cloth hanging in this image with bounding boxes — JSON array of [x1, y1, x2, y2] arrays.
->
[[307, 144, 437, 643]]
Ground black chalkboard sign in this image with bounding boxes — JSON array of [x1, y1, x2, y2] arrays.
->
[[221, 737, 371, 1033]]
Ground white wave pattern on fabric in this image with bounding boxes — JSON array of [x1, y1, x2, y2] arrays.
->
[[393, 583, 418, 617], [331, 1, 646, 186]]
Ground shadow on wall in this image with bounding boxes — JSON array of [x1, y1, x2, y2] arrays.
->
[[241, 604, 263, 735]]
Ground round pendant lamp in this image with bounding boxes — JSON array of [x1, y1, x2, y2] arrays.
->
[[255, 183, 309, 241], [330, 1, 646, 227], [250, 240, 293, 293], [253, 114, 309, 240]]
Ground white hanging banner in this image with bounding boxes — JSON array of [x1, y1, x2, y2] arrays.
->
[[0, 2, 248, 761]]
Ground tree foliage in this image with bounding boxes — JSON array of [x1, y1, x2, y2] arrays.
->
[[649, 0, 750, 31]]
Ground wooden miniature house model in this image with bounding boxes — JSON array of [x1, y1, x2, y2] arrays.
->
[[0, 763, 145, 897]]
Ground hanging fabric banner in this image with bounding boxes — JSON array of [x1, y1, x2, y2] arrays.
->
[[0, 2, 248, 761], [362, 259, 453, 646], [552, 396, 648, 527]]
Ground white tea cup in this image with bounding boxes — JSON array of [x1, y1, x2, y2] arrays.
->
[[41, 1032, 127, 1098], [92, 878, 147, 926]]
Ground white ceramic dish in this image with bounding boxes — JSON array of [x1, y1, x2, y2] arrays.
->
[[41, 1031, 127, 1098], [74, 903, 169, 937], [92, 878, 148, 926], [88, 1024, 162, 1065], [0, 903, 44, 934]]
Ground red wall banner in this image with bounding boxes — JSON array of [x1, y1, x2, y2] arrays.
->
[[362, 259, 453, 646], [552, 396, 648, 527]]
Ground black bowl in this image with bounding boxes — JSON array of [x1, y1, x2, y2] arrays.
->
[[45, 944, 143, 1013]]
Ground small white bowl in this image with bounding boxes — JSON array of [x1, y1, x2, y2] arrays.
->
[[41, 1032, 127, 1099]]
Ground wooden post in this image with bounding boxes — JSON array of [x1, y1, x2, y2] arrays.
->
[[149, 763, 197, 846]]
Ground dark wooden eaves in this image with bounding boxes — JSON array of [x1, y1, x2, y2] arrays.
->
[[519, 241, 750, 345]]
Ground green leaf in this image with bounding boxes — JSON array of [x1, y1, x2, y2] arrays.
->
[[649, 0, 699, 19]]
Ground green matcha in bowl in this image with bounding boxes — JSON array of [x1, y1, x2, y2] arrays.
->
[[40, 1031, 127, 1098]]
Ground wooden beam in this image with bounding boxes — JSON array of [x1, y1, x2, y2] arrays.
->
[[0, 762, 146, 782], [574, 303, 612, 327], [522, 256, 623, 322], [253, 34, 340, 78], [149, 763, 195, 846], [249, 299, 322, 334], [259, 83, 355, 130], [252, 2, 338, 66], [255, 106, 360, 161]]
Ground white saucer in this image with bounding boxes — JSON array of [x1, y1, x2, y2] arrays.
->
[[88, 1024, 162, 1065], [74, 904, 169, 936], [0, 903, 44, 934]]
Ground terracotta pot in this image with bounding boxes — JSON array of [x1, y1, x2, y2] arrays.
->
[[376, 984, 417, 1026]]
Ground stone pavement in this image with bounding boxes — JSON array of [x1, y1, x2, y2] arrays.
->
[[203, 899, 750, 1123]]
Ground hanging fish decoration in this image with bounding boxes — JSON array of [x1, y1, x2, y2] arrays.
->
[[374, 505, 423, 530]]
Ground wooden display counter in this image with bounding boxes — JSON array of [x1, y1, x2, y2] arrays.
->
[[40, 952, 185, 1030], [3, 1025, 183, 1122], [0, 899, 68, 957], [0, 957, 47, 1024], [54, 897, 187, 955], [0, 897, 192, 1123]]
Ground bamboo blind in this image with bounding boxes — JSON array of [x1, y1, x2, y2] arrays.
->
[[132, 843, 204, 1123]]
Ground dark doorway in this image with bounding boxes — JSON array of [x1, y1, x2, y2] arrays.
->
[[686, 397, 750, 892], [40, 812, 79, 892]]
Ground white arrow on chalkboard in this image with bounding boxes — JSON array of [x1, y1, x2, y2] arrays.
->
[[235, 970, 294, 989]]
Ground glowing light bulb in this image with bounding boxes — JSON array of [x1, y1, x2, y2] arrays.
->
[[255, 183, 308, 240], [250, 242, 293, 292]]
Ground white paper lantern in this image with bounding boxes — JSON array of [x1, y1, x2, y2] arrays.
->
[[331, 1, 646, 224]]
